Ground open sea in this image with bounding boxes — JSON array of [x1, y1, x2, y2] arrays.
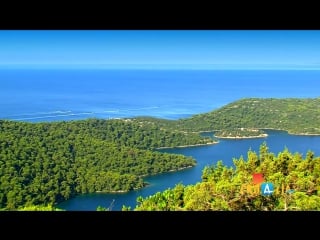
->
[[1, 69, 320, 122], [1, 69, 320, 210]]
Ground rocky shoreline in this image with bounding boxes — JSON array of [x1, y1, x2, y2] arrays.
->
[[155, 141, 218, 150], [214, 133, 268, 139]]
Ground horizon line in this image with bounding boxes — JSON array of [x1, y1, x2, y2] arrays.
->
[[1, 63, 320, 70]]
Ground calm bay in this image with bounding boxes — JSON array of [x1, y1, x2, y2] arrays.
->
[[2, 69, 320, 210], [57, 129, 320, 211]]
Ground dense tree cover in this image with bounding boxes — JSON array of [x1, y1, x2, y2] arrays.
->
[[178, 98, 320, 135], [17, 205, 64, 211], [134, 142, 320, 211], [115, 118, 215, 148], [214, 128, 266, 138], [0, 119, 199, 210], [2, 97, 320, 210]]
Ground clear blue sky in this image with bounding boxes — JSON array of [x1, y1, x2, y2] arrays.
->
[[1, 30, 320, 69]]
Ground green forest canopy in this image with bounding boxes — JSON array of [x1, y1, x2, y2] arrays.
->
[[0, 118, 211, 210], [1, 97, 320, 210], [133, 142, 320, 211], [177, 97, 320, 135]]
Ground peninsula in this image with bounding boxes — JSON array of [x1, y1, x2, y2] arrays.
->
[[1, 97, 320, 210]]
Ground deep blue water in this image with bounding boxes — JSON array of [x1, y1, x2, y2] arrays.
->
[[0, 69, 319, 121], [1, 69, 320, 210], [56, 130, 320, 211]]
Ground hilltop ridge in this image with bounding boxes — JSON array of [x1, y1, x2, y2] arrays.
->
[[176, 97, 320, 136]]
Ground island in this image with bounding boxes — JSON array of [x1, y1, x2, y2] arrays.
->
[[2, 97, 320, 210], [177, 97, 320, 136]]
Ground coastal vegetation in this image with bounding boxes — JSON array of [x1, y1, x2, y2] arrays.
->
[[1, 97, 320, 210], [133, 142, 320, 211], [213, 128, 267, 139], [132, 98, 320, 138], [177, 98, 320, 136], [0, 118, 203, 210]]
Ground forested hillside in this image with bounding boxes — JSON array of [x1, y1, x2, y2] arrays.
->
[[2, 97, 320, 210], [0, 118, 212, 210], [133, 143, 320, 211], [177, 98, 320, 135]]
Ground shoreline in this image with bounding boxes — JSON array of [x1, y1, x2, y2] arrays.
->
[[287, 132, 320, 136], [168, 165, 194, 172], [95, 165, 195, 194], [214, 133, 268, 139], [155, 141, 218, 150], [199, 128, 320, 139], [96, 183, 150, 194], [261, 128, 320, 136]]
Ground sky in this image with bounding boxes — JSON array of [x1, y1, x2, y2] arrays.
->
[[0, 30, 320, 69]]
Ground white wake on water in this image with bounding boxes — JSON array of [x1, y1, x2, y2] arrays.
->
[[8, 106, 163, 121]]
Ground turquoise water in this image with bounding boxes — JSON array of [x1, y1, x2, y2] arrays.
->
[[57, 130, 320, 211]]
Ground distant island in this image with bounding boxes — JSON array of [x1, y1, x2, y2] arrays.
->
[[177, 97, 320, 136], [1, 97, 320, 210]]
